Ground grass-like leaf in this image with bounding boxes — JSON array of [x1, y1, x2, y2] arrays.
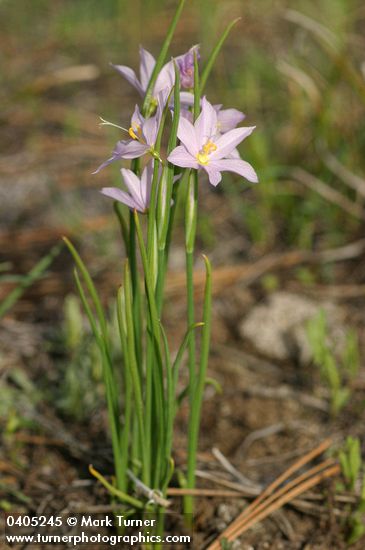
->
[[200, 18, 241, 93]]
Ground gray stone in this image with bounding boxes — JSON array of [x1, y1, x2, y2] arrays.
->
[[240, 291, 345, 363]]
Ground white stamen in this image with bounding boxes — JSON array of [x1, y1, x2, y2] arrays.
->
[[99, 117, 128, 133]]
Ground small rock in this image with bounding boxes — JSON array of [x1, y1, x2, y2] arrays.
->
[[240, 291, 345, 363]]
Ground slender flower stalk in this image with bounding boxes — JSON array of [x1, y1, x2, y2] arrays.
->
[[186, 255, 212, 513], [65, 3, 258, 540], [183, 50, 202, 519]]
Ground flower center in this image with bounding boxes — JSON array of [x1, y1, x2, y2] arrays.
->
[[196, 141, 217, 165]]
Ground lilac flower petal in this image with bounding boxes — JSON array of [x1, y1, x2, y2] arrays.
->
[[93, 140, 149, 174], [168, 146, 199, 169], [175, 45, 200, 88], [93, 156, 118, 174], [177, 117, 199, 156], [139, 47, 155, 91], [111, 64, 144, 96], [121, 168, 146, 211], [211, 126, 256, 160], [195, 97, 218, 145], [156, 87, 170, 119], [209, 158, 258, 183], [110, 139, 149, 160], [101, 187, 140, 211], [227, 148, 241, 159], [142, 117, 158, 146], [131, 105, 144, 129], [204, 166, 222, 186], [217, 108, 246, 133], [141, 161, 154, 205], [154, 60, 175, 96]]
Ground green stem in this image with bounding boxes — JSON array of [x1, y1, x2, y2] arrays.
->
[[134, 211, 166, 489], [185, 249, 196, 399], [116, 287, 132, 492], [185, 256, 212, 517], [155, 247, 166, 315], [185, 169, 198, 401], [142, 0, 186, 115], [128, 212, 143, 371], [124, 260, 147, 484], [183, 52, 202, 516]]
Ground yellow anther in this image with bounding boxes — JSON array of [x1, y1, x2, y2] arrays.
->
[[128, 126, 139, 140], [202, 141, 217, 154], [197, 152, 210, 165], [196, 141, 217, 165]]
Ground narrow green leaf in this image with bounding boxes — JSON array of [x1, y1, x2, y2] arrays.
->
[[73, 269, 100, 344], [185, 255, 212, 514], [0, 243, 61, 319], [116, 286, 132, 492], [63, 237, 108, 340], [124, 261, 145, 437], [200, 18, 241, 93], [205, 377, 223, 394], [172, 322, 204, 393], [134, 211, 163, 368], [134, 211, 166, 488], [74, 269, 124, 489], [185, 171, 198, 253]]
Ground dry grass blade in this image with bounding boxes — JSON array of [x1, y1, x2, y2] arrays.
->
[[208, 464, 340, 548], [277, 60, 321, 107], [291, 168, 364, 219], [284, 9, 338, 48], [167, 488, 243, 498], [207, 439, 339, 549], [220, 458, 336, 540], [321, 148, 365, 198], [227, 439, 332, 524], [284, 10, 365, 102]]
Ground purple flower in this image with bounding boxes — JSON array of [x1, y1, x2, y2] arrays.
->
[[176, 45, 200, 89], [101, 161, 153, 213], [168, 97, 258, 186], [112, 46, 198, 104], [94, 93, 166, 174]]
